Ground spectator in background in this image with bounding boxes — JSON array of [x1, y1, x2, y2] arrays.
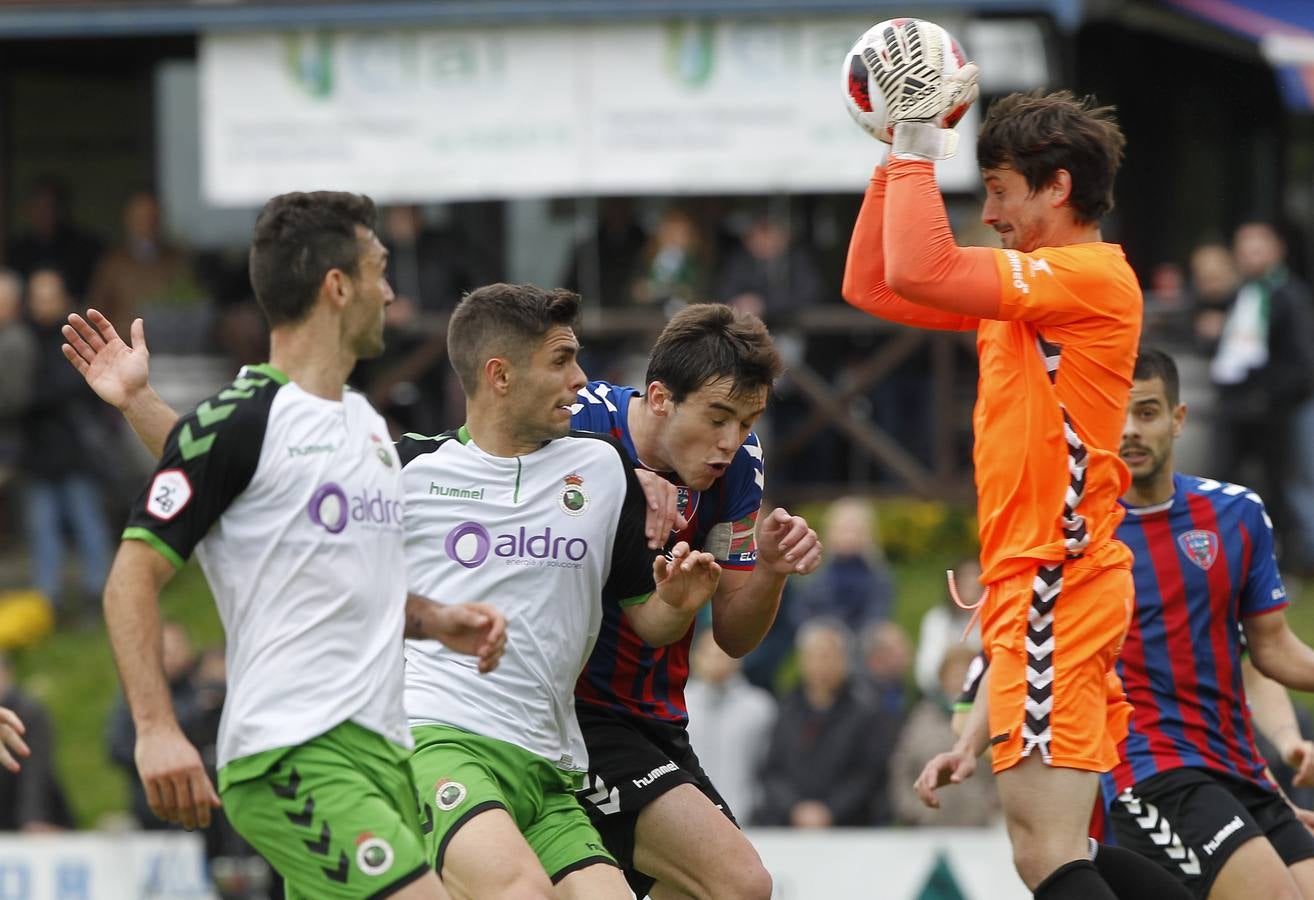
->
[[631, 208, 709, 312], [890, 644, 999, 827], [792, 497, 894, 632], [0, 653, 72, 831], [1207, 222, 1314, 569], [6, 176, 103, 300], [19, 269, 115, 615], [914, 557, 983, 697], [860, 619, 913, 721], [106, 620, 197, 830], [0, 271, 35, 490], [684, 629, 776, 824], [87, 190, 201, 327], [1142, 262, 1190, 345], [715, 216, 822, 321], [563, 197, 648, 308], [1189, 242, 1240, 346], [756, 619, 892, 827]]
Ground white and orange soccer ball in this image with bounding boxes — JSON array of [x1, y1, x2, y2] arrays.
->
[[842, 18, 974, 143]]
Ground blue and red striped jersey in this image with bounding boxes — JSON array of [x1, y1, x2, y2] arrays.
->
[[570, 380, 763, 723], [1101, 473, 1288, 807]]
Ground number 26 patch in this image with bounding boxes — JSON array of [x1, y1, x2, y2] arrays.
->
[[146, 469, 193, 521]]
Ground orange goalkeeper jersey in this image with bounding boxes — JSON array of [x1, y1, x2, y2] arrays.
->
[[843, 160, 1143, 584]]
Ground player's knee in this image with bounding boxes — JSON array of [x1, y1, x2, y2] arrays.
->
[[740, 862, 773, 900], [714, 855, 772, 900], [673, 852, 771, 900]]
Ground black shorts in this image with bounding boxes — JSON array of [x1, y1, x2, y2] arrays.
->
[[574, 703, 737, 898], [1108, 767, 1314, 899]]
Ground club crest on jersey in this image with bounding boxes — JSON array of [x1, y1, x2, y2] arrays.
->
[[370, 433, 393, 468], [354, 832, 394, 876], [435, 779, 467, 811], [1178, 529, 1220, 570], [560, 473, 589, 516]]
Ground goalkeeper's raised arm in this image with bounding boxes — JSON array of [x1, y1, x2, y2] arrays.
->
[[841, 17, 993, 329]]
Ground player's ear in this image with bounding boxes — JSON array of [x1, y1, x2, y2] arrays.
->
[[646, 381, 673, 416], [1045, 169, 1073, 209], [1172, 402, 1187, 437], [484, 356, 512, 396], [321, 267, 351, 311]]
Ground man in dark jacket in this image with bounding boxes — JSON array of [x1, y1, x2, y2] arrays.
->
[[1208, 222, 1314, 566], [755, 618, 896, 827]]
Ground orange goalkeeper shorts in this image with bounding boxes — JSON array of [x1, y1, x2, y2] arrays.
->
[[982, 545, 1134, 775]]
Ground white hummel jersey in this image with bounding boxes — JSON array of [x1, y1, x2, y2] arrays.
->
[[398, 426, 654, 772], [123, 365, 411, 768]]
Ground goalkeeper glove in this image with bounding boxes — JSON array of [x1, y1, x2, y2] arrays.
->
[[862, 20, 979, 160]]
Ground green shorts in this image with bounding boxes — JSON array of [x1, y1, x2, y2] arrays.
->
[[220, 721, 428, 900], [409, 724, 616, 883]]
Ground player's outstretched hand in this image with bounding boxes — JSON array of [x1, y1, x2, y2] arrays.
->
[[0, 706, 29, 773], [134, 726, 221, 831], [653, 542, 721, 611], [755, 507, 822, 576], [1294, 806, 1314, 837], [431, 602, 507, 674], [634, 469, 688, 550], [61, 309, 150, 410], [1286, 739, 1314, 788], [913, 748, 976, 809]]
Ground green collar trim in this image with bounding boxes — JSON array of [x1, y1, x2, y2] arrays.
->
[[457, 424, 472, 445], [246, 362, 289, 384]]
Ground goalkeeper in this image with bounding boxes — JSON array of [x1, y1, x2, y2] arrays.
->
[[842, 20, 1142, 900]]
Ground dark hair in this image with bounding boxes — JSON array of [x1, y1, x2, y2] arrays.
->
[[1133, 347, 1180, 406], [977, 91, 1126, 225], [248, 191, 377, 327], [645, 304, 783, 402], [447, 283, 581, 394]]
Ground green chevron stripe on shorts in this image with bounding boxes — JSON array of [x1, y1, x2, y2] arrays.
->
[[220, 721, 427, 900]]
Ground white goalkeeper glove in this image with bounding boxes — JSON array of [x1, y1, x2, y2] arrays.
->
[[862, 19, 980, 160]]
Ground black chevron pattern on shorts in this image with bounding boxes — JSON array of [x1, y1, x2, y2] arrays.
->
[[1035, 334, 1090, 557], [1021, 562, 1062, 760]]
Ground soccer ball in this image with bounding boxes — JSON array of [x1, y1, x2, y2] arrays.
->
[[842, 18, 973, 144]]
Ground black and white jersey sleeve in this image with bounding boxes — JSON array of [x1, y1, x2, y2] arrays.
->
[[122, 370, 279, 568]]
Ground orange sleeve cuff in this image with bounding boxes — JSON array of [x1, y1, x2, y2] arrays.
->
[[884, 159, 1001, 320]]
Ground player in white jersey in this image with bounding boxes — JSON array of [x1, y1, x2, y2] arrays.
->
[[65, 282, 720, 900], [398, 284, 721, 900], [79, 193, 505, 900]]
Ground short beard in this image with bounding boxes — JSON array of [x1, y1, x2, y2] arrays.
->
[[1130, 453, 1167, 497]]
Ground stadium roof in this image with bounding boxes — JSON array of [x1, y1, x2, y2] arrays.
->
[[1161, 0, 1314, 109], [0, 0, 1085, 37]]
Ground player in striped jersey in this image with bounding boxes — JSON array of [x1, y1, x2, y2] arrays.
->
[[64, 299, 818, 899], [571, 304, 822, 900], [920, 349, 1314, 900], [1104, 348, 1314, 899]]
